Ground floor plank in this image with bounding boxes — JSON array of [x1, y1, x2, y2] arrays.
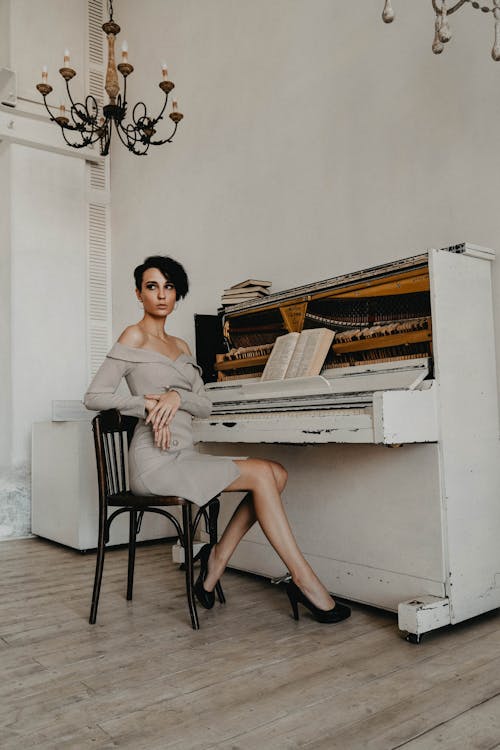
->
[[396, 693, 500, 750], [0, 537, 499, 749]]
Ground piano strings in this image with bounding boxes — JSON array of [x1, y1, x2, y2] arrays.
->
[[215, 263, 433, 381]]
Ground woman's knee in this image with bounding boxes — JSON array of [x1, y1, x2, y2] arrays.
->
[[231, 458, 274, 492], [269, 461, 288, 491], [255, 459, 288, 493], [231, 458, 287, 493]]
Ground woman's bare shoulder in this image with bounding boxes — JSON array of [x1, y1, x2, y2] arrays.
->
[[172, 336, 192, 355], [117, 325, 146, 348]]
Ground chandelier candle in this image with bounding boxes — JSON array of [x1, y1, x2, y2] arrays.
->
[[56, 103, 69, 126], [36, 0, 183, 156]]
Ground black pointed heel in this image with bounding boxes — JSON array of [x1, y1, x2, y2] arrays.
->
[[193, 544, 215, 610], [285, 581, 351, 624], [286, 585, 299, 620]]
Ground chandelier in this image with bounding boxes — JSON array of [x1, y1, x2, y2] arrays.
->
[[382, 0, 500, 60], [36, 0, 183, 156]]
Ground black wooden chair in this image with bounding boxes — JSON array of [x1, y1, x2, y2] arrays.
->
[[89, 409, 225, 629]]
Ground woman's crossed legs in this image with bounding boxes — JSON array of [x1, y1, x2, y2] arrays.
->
[[203, 458, 335, 611]]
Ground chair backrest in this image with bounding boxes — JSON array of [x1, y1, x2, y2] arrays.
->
[[92, 410, 138, 499]]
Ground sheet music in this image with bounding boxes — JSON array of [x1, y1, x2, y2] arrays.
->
[[261, 332, 299, 380], [285, 329, 334, 379]]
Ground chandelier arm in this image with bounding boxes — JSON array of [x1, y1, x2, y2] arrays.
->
[[448, 0, 471, 13], [98, 119, 112, 156], [64, 79, 86, 121], [84, 95, 100, 125], [40, 94, 61, 124], [114, 119, 148, 155], [149, 120, 179, 145], [68, 103, 93, 131], [63, 105, 102, 144], [39, 93, 86, 134], [131, 101, 148, 129], [64, 80, 96, 126], [432, 0, 471, 14], [148, 92, 170, 127], [122, 77, 128, 112], [58, 124, 101, 149], [116, 118, 141, 147]]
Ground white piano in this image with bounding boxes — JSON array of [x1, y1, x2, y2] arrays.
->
[[193, 244, 500, 642]]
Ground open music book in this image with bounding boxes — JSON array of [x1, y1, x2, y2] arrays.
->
[[261, 328, 335, 381]]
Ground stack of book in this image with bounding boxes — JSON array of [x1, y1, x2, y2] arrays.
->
[[220, 278, 272, 308]]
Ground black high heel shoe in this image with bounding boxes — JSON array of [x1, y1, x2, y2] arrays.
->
[[194, 544, 215, 609], [285, 581, 351, 623]]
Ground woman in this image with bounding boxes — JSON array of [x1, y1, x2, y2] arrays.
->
[[84, 255, 351, 624]]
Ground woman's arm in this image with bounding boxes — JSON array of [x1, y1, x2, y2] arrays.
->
[[168, 376, 212, 419], [84, 355, 147, 419], [146, 337, 212, 419], [169, 337, 212, 418]]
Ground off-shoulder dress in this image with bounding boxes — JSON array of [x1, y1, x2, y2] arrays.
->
[[84, 342, 242, 505]]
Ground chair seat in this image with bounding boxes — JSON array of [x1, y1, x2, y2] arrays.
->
[[108, 491, 189, 508]]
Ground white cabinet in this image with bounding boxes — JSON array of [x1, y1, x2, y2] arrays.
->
[[32, 421, 175, 550]]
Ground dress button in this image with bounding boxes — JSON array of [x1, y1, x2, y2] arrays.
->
[[172, 439, 179, 447]]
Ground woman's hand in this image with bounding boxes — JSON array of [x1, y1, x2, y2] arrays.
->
[[145, 390, 181, 429], [144, 397, 159, 414], [154, 424, 170, 451], [144, 395, 175, 451]]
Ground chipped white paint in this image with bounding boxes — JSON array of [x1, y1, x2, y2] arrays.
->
[[398, 596, 451, 637], [194, 409, 374, 444]]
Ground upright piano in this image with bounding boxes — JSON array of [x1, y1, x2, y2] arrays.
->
[[193, 243, 500, 642]]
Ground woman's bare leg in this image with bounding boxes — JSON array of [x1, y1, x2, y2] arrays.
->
[[203, 461, 285, 590], [204, 458, 335, 611]]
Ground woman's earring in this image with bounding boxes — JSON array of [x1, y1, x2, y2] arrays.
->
[[174, 301, 179, 311], [137, 298, 143, 308]]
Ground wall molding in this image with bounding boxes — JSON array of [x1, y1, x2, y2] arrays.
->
[[0, 106, 104, 162]]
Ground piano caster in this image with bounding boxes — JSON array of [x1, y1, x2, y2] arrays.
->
[[404, 632, 423, 645], [398, 595, 450, 643]]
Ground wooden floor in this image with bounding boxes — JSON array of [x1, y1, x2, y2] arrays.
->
[[1, 539, 500, 750]]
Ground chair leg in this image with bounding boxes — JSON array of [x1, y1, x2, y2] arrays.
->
[[89, 519, 106, 625], [208, 499, 226, 605], [182, 503, 199, 630], [127, 511, 138, 601]]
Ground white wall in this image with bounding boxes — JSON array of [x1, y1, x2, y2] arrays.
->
[[110, 1, 500, 414], [10, 144, 87, 462], [10, 0, 86, 106], [0, 0, 10, 70], [0, 143, 12, 467], [0, 0, 91, 538]]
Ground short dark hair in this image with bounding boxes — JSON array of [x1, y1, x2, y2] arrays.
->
[[133, 256, 189, 300]]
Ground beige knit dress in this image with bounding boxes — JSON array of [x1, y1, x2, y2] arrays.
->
[[84, 342, 242, 504]]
